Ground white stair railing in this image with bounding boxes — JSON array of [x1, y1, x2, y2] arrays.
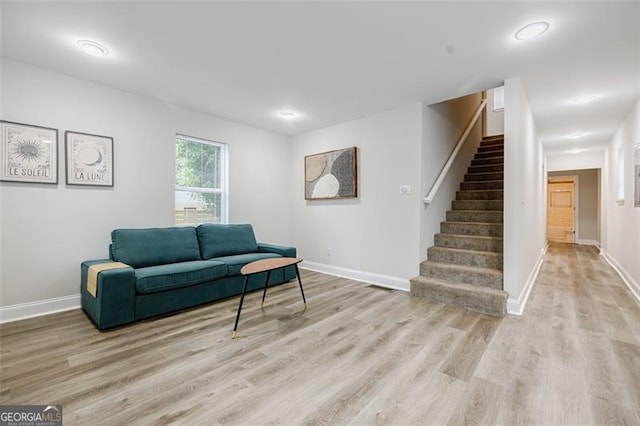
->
[[423, 99, 487, 204]]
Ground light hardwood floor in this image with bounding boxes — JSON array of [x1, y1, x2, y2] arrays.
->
[[1, 243, 639, 425]]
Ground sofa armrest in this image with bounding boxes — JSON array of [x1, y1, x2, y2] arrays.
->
[[257, 242, 296, 258], [81, 259, 136, 330]]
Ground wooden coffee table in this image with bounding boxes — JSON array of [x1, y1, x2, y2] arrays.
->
[[232, 257, 306, 339]]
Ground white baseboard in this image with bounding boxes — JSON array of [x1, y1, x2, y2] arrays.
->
[[507, 244, 548, 316], [300, 261, 410, 292], [0, 263, 409, 324], [600, 249, 640, 304], [0, 294, 80, 324], [576, 239, 600, 248]]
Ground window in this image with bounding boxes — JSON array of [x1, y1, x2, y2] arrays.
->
[[493, 86, 505, 112], [175, 134, 228, 225], [635, 143, 640, 207], [617, 144, 624, 205]]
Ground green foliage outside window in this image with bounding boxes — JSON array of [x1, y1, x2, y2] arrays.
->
[[175, 136, 225, 224]]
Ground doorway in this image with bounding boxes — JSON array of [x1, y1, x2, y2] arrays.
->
[[547, 177, 576, 243]]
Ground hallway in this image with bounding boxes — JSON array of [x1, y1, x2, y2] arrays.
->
[[475, 242, 640, 424]]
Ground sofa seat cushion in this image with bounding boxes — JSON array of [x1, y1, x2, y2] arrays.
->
[[135, 260, 227, 294], [112, 227, 201, 268], [211, 252, 281, 276]]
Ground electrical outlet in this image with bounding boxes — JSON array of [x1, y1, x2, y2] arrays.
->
[[327, 247, 332, 257]]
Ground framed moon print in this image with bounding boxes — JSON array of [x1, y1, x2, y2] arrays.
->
[[0, 120, 58, 184], [65, 130, 114, 187]]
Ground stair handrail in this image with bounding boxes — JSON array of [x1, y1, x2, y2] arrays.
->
[[423, 99, 487, 204]]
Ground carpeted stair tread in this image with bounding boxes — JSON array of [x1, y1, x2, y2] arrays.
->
[[467, 164, 504, 174], [419, 260, 503, 277], [446, 210, 503, 223], [452, 200, 503, 211], [460, 180, 504, 190], [434, 233, 503, 252], [474, 151, 504, 159], [479, 143, 504, 149], [480, 140, 504, 147], [440, 221, 503, 237], [477, 145, 504, 153], [441, 220, 505, 226], [419, 260, 503, 289], [427, 246, 503, 270], [427, 245, 503, 258], [471, 157, 504, 166], [464, 172, 504, 182], [456, 190, 504, 200], [409, 276, 507, 317]]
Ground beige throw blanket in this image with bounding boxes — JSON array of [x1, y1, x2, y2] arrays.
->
[[87, 262, 130, 297]]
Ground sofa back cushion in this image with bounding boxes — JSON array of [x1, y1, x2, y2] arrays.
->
[[197, 224, 258, 259], [111, 227, 201, 268]]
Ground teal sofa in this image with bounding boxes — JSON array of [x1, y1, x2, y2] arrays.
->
[[81, 224, 296, 330]]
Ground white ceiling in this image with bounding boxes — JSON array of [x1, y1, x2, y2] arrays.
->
[[2, 2, 639, 154]]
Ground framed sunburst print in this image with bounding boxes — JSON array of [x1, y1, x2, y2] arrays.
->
[[0, 121, 58, 184], [65, 131, 114, 187]]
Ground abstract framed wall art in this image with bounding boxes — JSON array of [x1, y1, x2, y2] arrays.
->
[[305, 146, 357, 200], [65, 131, 114, 186], [0, 121, 58, 184]]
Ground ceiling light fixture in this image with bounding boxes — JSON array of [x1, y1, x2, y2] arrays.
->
[[569, 94, 599, 105], [77, 39, 109, 57], [279, 111, 297, 119], [515, 21, 550, 40]]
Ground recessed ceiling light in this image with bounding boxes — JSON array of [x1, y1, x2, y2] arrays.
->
[[569, 94, 599, 105], [515, 21, 550, 40], [567, 132, 586, 139], [279, 111, 297, 119], [77, 40, 109, 57], [567, 148, 583, 155]]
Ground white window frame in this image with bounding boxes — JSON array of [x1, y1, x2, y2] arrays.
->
[[175, 134, 229, 224]]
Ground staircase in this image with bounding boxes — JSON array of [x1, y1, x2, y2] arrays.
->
[[410, 135, 507, 317]]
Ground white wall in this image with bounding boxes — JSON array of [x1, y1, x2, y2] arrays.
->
[[547, 150, 604, 171], [486, 87, 504, 137], [503, 78, 547, 313], [0, 60, 291, 310], [548, 169, 600, 243], [601, 97, 640, 299], [289, 104, 422, 286], [420, 94, 483, 258]]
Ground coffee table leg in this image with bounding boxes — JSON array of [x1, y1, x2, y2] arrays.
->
[[232, 275, 250, 339], [260, 270, 272, 308], [295, 264, 307, 309]]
